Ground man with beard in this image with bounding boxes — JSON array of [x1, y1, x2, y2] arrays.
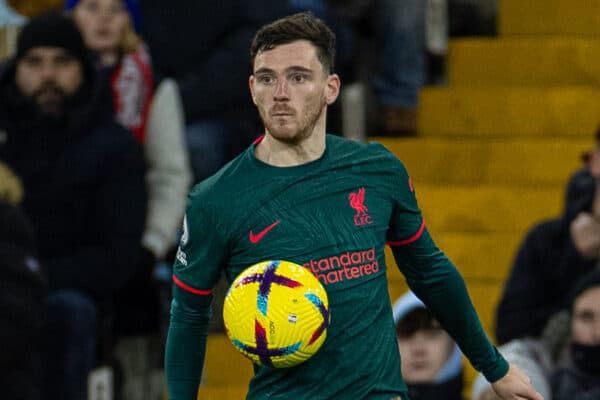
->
[[165, 12, 543, 400], [0, 12, 147, 400]]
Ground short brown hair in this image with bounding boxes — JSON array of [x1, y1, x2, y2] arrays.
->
[[250, 12, 336, 74]]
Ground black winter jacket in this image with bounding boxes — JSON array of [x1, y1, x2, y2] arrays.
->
[[495, 168, 597, 344], [0, 59, 147, 299]]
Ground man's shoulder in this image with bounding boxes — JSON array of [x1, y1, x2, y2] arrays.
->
[[326, 134, 405, 172], [188, 150, 253, 203]]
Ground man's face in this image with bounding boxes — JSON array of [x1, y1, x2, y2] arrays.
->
[[15, 46, 83, 117], [572, 286, 600, 345], [249, 40, 339, 143]]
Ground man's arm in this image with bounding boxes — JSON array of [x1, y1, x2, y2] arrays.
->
[[492, 365, 544, 400], [165, 284, 213, 400], [164, 191, 229, 399], [390, 228, 508, 382], [391, 230, 543, 399]]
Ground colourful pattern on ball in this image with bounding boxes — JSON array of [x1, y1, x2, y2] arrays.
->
[[304, 292, 330, 345], [231, 320, 303, 367], [224, 260, 330, 368], [236, 260, 303, 316]]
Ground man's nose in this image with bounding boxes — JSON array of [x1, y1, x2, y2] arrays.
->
[[273, 79, 288, 99], [39, 62, 58, 80]]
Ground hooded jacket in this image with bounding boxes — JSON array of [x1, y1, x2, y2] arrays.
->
[[0, 57, 147, 299], [495, 167, 597, 344]]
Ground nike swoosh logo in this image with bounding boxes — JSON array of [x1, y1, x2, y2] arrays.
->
[[249, 220, 280, 244]]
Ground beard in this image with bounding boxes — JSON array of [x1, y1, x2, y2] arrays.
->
[[32, 82, 70, 118], [259, 94, 327, 144]]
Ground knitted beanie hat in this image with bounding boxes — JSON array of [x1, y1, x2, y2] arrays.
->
[[65, 0, 142, 32], [16, 11, 89, 64]]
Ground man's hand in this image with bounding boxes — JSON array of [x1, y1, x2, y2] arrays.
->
[[570, 212, 600, 259], [491, 364, 544, 400]]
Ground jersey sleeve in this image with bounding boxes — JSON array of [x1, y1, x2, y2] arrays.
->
[[385, 155, 509, 382], [383, 152, 425, 245], [165, 189, 229, 399]]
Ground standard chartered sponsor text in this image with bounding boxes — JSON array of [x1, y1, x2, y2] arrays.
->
[[303, 248, 379, 285]]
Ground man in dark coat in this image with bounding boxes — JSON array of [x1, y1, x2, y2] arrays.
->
[[495, 165, 597, 345], [0, 12, 147, 400]]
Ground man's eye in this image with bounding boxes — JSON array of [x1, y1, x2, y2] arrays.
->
[[258, 75, 274, 84], [291, 74, 306, 83]]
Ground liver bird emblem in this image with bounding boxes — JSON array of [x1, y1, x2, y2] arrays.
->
[[349, 187, 368, 215]]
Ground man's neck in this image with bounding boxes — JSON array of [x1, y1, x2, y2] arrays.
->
[[255, 131, 326, 167]]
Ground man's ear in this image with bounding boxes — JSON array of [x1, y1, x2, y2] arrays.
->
[[249, 75, 257, 105], [325, 73, 340, 105]]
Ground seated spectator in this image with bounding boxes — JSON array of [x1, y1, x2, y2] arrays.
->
[[66, 2, 191, 397], [471, 338, 553, 400], [392, 290, 465, 400], [551, 269, 600, 400], [0, 161, 45, 400], [290, 0, 428, 137], [66, 0, 152, 143], [67, 0, 192, 261], [495, 163, 597, 345], [0, 12, 147, 400]]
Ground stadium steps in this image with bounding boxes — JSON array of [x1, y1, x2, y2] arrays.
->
[[381, 1, 600, 393], [377, 137, 589, 186], [448, 37, 600, 86], [418, 86, 600, 137], [416, 184, 563, 234], [498, 0, 600, 36]]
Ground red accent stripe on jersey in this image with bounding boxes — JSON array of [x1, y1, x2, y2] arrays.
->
[[387, 220, 426, 247], [253, 135, 265, 144], [172, 274, 212, 296]]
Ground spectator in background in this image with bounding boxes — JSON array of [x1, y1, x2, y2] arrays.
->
[[0, 161, 46, 400], [392, 291, 465, 400], [495, 162, 597, 345], [66, 1, 192, 398], [139, 0, 289, 183], [551, 269, 600, 400], [290, 0, 428, 137], [0, 12, 147, 400], [471, 338, 553, 400], [67, 0, 191, 271], [66, 0, 152, 143]]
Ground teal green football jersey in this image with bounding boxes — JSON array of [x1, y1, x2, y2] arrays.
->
[[166, 134, 508, 400]]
